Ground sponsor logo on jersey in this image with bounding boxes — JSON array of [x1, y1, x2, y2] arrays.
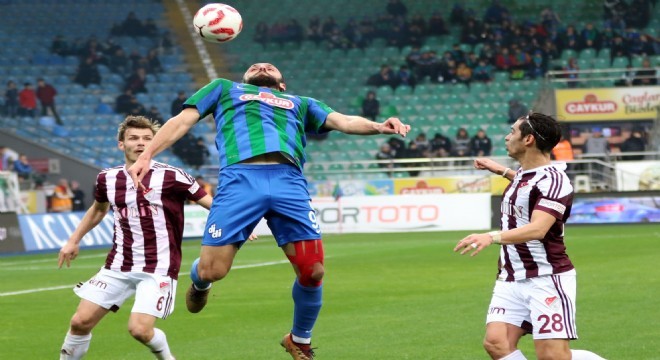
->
[[501, 202, 524, 218], [116, 204, 160, 219], [239, 91, 295, 109], [538, 198, 566, 215], [208, 224, 222, 238]]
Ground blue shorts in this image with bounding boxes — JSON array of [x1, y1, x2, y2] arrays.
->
[[202, 164, 322, 247]]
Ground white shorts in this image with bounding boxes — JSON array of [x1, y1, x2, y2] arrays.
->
[[74, 268, 177, 319], [486, 271, 577, 340]]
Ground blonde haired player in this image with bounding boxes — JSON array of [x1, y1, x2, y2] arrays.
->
[[58, 116, 217, 360], [455, 113, 605, 360]]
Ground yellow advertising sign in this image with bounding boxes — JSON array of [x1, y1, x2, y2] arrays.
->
[[393, 176, 510, 195], [555, 86, 660, 121]]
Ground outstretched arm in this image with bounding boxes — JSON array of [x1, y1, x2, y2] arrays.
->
[[127, 108, 201, 189], [58, 201, 111, 268], [474, 158, 515, 181], [323, 112, 410, 137]]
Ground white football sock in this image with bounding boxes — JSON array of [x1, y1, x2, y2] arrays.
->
[[572, 349, 607, 360], [60, 332, 92, 360], [291, 333, 311, 344], [146, 328, 173, 360], [499, 349, 528, 360]]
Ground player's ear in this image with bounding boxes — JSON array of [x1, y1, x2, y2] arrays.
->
[[279, 82, 286, 92], [524, 134, 535, 146]]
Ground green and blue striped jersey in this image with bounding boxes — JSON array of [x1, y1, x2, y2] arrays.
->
[[184, 78, 333, 169]]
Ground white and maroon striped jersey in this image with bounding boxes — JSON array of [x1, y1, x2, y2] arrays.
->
[[95, 161, 206, 279], [497, 164, 575, 281]]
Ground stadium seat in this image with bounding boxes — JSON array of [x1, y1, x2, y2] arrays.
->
[[579, 48, 597, 60], [561, 49, 578, 61], [612, 56, 629, 68], [348, 163, 365, 171], [307, 164, 324, 172], [328, 163, 345, 172]]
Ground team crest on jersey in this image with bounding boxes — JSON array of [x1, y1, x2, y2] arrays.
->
[[518, 181, 529, 188], [545, 296, 558, 307], [143, 187, 156, 201], [239, 91, 294, 109]]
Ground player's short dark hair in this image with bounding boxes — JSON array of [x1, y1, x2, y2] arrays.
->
[[518, 112, 562, 153], [117, 115, 161, 141]]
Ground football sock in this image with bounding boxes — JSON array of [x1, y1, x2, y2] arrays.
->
[[291, 280, 322, 344], [571, 349, 607, 360], [60, 332, 91, 360], [499, 349, 528, 360], [190, 258, 211, 290], [146, 328, 173, 360]]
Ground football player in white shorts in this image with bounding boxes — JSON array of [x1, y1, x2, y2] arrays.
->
[[57, 116, 213, 360], [455, 113, 606, 360]]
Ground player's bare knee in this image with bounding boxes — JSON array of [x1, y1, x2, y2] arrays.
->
[[127, 323, 152, 343], [482, 336, 508, 358], [311, 262, 324, 282], [298, 262, 324, 287], [198, 262, 230, 282], [69, 313, 95, 334]]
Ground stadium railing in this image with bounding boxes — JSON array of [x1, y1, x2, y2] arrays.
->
[[199, 152, 660, 192], [545, 67, 659, 86]]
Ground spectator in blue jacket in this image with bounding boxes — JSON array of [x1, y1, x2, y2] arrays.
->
[[13, 154, 33, 180]]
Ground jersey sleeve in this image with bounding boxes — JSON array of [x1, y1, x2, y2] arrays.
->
[[533, 172, 574, 221], [94, 172, 108, 203], [183, 78, 227, 119], [170, 169, 207, 201], [303, 97, 334, 133]]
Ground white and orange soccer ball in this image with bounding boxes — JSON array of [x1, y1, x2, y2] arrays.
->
[[193, 3, 243, 43]]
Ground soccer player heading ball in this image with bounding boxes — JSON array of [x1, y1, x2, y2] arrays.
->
[[128, 63, 410, 359]]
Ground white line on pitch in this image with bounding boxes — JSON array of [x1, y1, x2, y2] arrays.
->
[[0, 253, 108, 267], [0, 260, 290, 297]]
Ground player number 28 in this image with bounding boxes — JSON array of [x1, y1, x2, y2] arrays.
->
[[538, 313, 563, 333]]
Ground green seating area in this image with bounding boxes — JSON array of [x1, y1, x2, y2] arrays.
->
[[210, 0, 658, 177]]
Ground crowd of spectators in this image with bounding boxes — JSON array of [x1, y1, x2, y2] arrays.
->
[[374, 128, 495, 176], [49, 11, 169, 92], [4, 79, 63, 124], [372, 122, 651, 177], [252, 0, 657, 87], [254, 0, 448, 50]]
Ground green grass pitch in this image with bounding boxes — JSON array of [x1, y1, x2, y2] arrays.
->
[[1, 224, 658, 359]]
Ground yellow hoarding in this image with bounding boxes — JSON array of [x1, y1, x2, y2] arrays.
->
[[393, 176, 510, 195], [555, 86, 659, 121]]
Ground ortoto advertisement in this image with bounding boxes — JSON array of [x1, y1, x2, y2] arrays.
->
[[257, 194, 491, 234]]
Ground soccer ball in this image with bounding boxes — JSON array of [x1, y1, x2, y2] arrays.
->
[[193, 3, 243, 43]]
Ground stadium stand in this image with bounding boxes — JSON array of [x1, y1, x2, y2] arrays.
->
[[0, 0, 658, 190]]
